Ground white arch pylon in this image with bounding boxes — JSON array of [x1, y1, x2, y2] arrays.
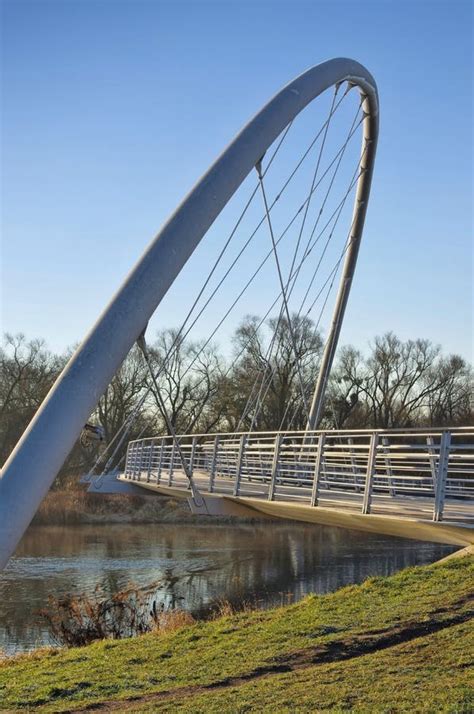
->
[[0, 58, 379, 569]]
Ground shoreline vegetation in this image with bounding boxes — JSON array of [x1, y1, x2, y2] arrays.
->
[[32, 486, 265, 526], [0, 556, 472, 712]]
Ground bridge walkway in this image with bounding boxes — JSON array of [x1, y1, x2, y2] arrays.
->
[[108, 427, 474, 547]]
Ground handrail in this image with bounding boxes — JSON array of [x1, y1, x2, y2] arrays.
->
[[127, 426, 474, 445], [123, 428, 474, 526]]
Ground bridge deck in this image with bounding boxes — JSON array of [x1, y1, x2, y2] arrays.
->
[[121, 468, 474, 522], [116, 428, 474, 546]]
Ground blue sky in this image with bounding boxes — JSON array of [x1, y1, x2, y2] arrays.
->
[[1, 0, 472, 362]]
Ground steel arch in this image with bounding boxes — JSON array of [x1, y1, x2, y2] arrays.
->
[[0, 58, 378, 568]]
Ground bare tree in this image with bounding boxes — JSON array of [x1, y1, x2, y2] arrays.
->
[[425, 355, 473, 426], [2, 326, 471, 481], [222, 314, 323, 431], [0, 334, 64, 465], [94, 345, 150, 444], [146, 329, 224, 434], [324, 346, 368, 428], [327, 333, 473, 428]]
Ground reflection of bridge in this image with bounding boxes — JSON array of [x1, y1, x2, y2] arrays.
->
[[91, 427, 474, 547]]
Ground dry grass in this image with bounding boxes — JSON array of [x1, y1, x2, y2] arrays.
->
[[31, 489, 188, 525], [38, 583, 198, 647], [32, 486, 266, 526], [0, 646, 59, 667], [212, 600, 236, 618], [30, 470, 266, 526], [152, 609, 195, 634], [208, 597, 269, 620]]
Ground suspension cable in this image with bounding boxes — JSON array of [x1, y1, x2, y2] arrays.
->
[[240, 138, 366, 429], [239, 89, 359, 429], [93, 86, 364, 472], [255, 159, 311, 421], [85, 120, 296, 479], [136, 331, 204, 506], [117, 148, 366, 463], [281, 205, 363, 430]]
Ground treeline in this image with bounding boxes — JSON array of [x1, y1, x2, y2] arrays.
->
[[1, 317, 472, 478]]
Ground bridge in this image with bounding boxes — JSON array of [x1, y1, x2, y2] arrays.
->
[[84, 426, 474, 548], [1, 58, 472, 569]]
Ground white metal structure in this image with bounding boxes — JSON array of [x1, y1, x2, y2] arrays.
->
[[1, 58, 379, 568], [117, 427, 474, 546]]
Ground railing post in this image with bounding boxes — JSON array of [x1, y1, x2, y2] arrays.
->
[[433, 431, 451, 522], [124, 442, 132, 479], [129, 443, 135, 480], [156, 440, 164, 484], [268, 433, 283, 501], [426, 436, 437, 493], [209, 435, 220, 493], [190, 436, 197, 475], [381, 436, 395, 496], [146, 440, 154, 483], [362, 433, 379, 514], [348, 437, 360, 492], [134, 443, 142, 481], [168, 440, 176, 486], [311, 433, 326, 507], [233, 434, 247, 496]]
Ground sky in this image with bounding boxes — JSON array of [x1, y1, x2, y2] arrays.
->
[[1, 0, 473, 362]]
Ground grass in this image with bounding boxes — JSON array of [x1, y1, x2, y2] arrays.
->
[[0, 556, 472, 712], [32, 487, 264, 525], [32, 489, 206, 525]]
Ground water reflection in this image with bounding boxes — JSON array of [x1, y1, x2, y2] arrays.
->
[[0, 523, 457, 654]]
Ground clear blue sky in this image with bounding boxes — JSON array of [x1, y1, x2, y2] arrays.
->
[[1, 0, 472, 362]]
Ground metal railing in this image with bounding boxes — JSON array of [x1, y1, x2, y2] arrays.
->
[[123, 427, 474, 524]]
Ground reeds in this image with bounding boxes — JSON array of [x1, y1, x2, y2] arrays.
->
[[32, 489, 173, 525], [38, 583, 196, 647]]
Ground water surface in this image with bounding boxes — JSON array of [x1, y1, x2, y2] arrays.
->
[[0, 523, 457, 654]]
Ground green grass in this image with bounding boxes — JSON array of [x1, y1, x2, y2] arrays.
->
[[1, 556, 472, 712]]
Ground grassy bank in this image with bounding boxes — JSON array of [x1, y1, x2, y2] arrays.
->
[[0, 556, 472, 712]]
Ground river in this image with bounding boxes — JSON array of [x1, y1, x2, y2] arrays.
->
[[0, 523, 457, 655]]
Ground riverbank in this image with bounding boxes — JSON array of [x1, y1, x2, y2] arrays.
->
[[1, 555, 472, 712], [32, 488, 263, 525]]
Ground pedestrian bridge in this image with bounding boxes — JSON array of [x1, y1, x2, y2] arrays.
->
[[94, 427, 474, 548], [3, 59, 472, 570]]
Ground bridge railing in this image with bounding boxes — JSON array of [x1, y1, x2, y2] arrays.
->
[[123, 427, 474, 523]]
